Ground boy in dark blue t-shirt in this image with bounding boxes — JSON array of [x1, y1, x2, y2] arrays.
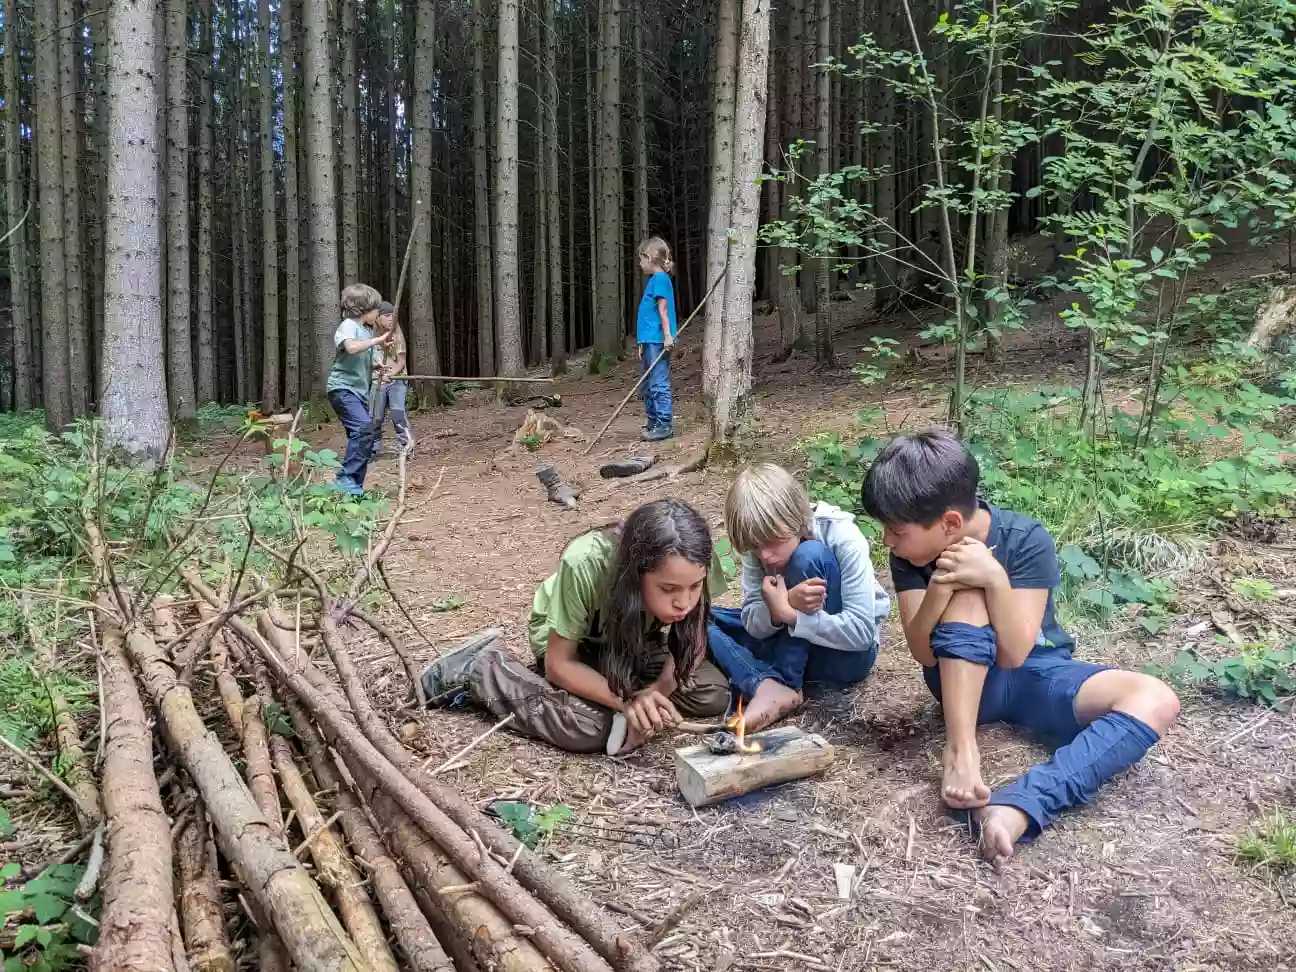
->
[[861, 430, 1180, 868]]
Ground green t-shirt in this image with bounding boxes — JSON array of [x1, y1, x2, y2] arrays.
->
[[325, 318, 374, 397], [528, 529, 731, 659]]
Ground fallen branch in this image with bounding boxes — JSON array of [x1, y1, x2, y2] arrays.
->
[[426, 714, 516, 775], [122, 619, 367, 971], [175, 799, 235, 972], [0, 734, 98, 825], [347, 606, 427, 708], [284, 699, 455, 972], [91, 602, 176, 972]]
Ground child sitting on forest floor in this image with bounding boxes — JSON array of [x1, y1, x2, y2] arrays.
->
[[709, 464, 890, 732], [860, 430, 1180, 868], [419, 499, 731, 755]]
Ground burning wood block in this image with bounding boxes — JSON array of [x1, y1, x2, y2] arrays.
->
[[673, 726, 835, 808]]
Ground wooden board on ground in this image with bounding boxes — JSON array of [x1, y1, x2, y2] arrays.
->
[[674, 726, 835, 808]]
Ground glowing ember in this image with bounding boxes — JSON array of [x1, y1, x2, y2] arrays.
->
[[725, 698, 761, 754]]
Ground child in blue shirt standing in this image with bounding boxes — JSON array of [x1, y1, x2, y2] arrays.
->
[[636, 237, 678, 442]]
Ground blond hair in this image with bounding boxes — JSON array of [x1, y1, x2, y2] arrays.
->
[[339, 283, 381, 320], [638, 237, 675, 275], [725, 463, 813, 554]]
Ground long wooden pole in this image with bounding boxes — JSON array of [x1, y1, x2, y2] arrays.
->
[[393, 374, 554, 383]]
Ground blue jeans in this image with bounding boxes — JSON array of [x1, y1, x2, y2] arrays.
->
[[327, 389, 374, 488], [708, 540, 877, 698], [639, 343, 673, 428], [371, 381, 413, 454], [926, 622, 1158, 837]]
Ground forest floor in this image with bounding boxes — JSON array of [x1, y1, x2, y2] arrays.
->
[[269, 237, 1296, 971], [5, 238, 1294, 971]]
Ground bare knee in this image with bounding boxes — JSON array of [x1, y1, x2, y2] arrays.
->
[[940, 588, 990, 627], [1120, 674, 1180, 734]]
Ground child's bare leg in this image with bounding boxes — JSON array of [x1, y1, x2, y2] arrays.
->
[[937, 589, 993, 809], [743, 678, 803, 732]]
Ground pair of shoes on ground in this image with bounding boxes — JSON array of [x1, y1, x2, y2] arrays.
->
[[420, 628, 502, 704], [641, 423, 673, 442], [598, 455, 656, 479]]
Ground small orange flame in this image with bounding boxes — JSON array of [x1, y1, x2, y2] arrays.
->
[[725, 698, 761, 754]]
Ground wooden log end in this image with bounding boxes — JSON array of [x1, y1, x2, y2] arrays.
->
[[673, 726, 835, 809]]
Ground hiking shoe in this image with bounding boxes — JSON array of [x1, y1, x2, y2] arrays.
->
[[605, 712, 629, 756], [641, 424, 674, 442], [420, 628, 501, 705], [536, 463, 579, 509], [599, 455, 656, 479], [332, 476, 365, 497]]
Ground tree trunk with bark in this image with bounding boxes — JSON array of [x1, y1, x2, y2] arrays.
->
[[873, 0, 898, 310], [165, 0, 196, 420], [632, 11, 649, 247], [196, 0, 216, 405], [592, 0, 622, 368], [5, 0, 31, 410], [282, 0, 301, 405], [35, 0, 70, 430], [175, 800, 235, 972], [493, 0, 524, 378], [544, 0, 565, 373], [339, 0, 359, 285], [101, 0, 171, 459], [812, 0, 835, 367], [710, 0, 769, 445], [58, 0, 87, 417], [305, 0, 340, 395], [778, 0, 804, 352], [471, 0, 494, 375], [411, 0, 440, 378], [702, 0, 738, 415], [257, 0, 280, 408]]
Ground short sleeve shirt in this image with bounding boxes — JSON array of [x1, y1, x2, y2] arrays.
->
[[635, 271, 678, 344], [325, 318, 374, 397], [528, 529, 731, 659], [889, 501, 1074, 656]]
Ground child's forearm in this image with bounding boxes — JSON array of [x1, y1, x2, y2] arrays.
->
[[656, 299, 671, 342], [646, 655, 679, 697], [545, 657, 624, 711]]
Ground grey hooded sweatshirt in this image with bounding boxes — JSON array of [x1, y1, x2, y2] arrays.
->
[[738, 502, 891, 653]]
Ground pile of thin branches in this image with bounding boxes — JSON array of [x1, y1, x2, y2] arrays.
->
[[71, 450, 658, 972]]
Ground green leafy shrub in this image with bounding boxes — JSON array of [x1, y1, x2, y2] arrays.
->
[[1237, 810, 1296, 873], [0, 861, 98, 971], [1153, 642, 1296, 708]]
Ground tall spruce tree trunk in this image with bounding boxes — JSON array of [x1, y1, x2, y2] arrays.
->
[[812, 0, 835, 366], [258, 0, 280, 408], [58, 0, 87, 417], [471, 0, 494, 374], [102, 0, 171, 459], [165, 0, 196, 419], [702, 0, 738, 413], [778, 0, 804, 352], [711, 0, 770, 446], [592, 0, 622, 367], [384, 0, 398, 297], [760, 36, 779, 303], [35, 0, 71, 429], [89, 4, 108, 392], [586, 17, 597, 354], [493, 0, 523, 378], [531, 175, 547, 365], [305, 0, 340, 393], [5, 0, 32, 410], [411, 0, 440, 379], [544, 0, 565, 373], [796, 0, 817, 314], [873, 0, 898, 310], [339, 0, 359, 285], [632, 11, 648, 246], [281, 0, 301, 405], [196, 0, 216, 404]]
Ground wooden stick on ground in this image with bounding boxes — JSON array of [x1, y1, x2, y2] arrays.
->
[[283, 699, 455, 972], [393, 374, 556, 383], [91, 603, 177, 972], [123, 621, 369, 972], [581, 264, 728, 456], [175, 799, 235, 972]]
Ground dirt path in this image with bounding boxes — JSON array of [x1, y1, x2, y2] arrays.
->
[[313, 250, 1295, 971]]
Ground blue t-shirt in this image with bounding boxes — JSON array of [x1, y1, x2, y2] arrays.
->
[[635, 271, 678, 344], [889, 501, 1074, 657]]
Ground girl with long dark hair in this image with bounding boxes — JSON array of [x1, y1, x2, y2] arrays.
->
[[421, 498, 731, 754]]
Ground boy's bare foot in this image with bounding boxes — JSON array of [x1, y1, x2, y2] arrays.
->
[[743, 678, 804, 732], [615, 724, 649, 755], [942, 743, 991, 808], [974, 804, 1030, 870]]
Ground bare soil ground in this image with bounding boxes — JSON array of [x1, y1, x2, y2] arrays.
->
[[318, 238, 1296, 971]]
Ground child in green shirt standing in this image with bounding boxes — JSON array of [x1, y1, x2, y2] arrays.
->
[[325, 283, 391, 495]]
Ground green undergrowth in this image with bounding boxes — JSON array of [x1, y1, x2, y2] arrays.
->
[[1236, 809, 1296, 874], [0, 861, 97, 971]]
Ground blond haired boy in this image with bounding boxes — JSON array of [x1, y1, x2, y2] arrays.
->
[[710, 463, 890, 730], [326, 283, 390, 495]]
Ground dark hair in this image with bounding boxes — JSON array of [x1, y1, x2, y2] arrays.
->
[[601, 498, 713, 697], [377, 301, 395, 315], [860, 429, 979, 525]]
